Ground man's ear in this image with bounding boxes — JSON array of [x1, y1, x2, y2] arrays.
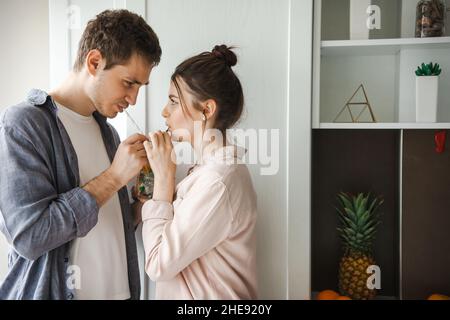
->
[[203, 99, 217, 120], [85, 49, 104, 76]]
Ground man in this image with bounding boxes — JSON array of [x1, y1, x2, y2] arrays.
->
[[0, 9, 161, 299]]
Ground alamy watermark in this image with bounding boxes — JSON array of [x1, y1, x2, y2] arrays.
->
[[366, 265, 381, 290], [66, 264, 81, 290], [166, 121, 280, 176], [366, 5, 381, 30]]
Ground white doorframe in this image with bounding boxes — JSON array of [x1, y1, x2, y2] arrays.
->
[[287, 0, 313, 299]]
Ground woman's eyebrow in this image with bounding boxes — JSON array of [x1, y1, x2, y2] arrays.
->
[[169, 94, 179, 100]]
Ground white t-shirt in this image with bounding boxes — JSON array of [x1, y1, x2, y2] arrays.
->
[[56, 102, 130, 300]]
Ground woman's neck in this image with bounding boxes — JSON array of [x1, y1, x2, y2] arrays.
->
[[192, 136, 227, 164]]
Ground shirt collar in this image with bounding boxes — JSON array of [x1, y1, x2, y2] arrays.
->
[[199, 144, 247, 165]]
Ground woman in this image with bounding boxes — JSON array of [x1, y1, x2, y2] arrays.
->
[[141, 45, 257, 299]]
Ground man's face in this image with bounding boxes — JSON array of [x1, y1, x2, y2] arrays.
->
[[87, 53, 153, 118]]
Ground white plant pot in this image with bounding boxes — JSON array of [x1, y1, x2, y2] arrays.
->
[[416, 76, 439, 123]]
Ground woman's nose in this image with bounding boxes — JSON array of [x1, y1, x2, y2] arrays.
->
[[161, 104, 170, 118]]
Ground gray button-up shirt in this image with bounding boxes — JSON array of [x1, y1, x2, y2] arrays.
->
[[0, 89, 140, 299]]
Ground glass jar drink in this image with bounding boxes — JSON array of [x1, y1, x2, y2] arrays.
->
[[416, 0, 446, 37], [135, 163, 154, 199]]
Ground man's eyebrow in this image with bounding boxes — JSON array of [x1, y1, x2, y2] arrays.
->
[[127, 78, 149, 85]]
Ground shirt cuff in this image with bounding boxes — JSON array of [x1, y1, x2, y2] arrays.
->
[[65, 187, 99, 237], [142, 200, 174, 221]]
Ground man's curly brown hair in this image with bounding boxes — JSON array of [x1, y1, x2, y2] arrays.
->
[[73, 9, 161, 71]]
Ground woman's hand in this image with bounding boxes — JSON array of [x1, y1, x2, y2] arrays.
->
[[144, 131, 176, 202]]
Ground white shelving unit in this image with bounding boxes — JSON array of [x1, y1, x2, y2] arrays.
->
[[322, 36, 450, 56], [312, 0, 450, 129], [311, 0, 450, 300], [318, 122, 450, 129]]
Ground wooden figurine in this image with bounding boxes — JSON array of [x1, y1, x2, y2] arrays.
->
[[333, 84, 377, 123]]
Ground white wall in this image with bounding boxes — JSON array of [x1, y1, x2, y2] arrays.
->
[[0, 0, 49, 282], [0, 0, 49, 111]]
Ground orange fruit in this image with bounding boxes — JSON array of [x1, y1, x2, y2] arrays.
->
[[337, 296, 352, 300], [317, 290, 340, 300], [427, 294, 449, 300]]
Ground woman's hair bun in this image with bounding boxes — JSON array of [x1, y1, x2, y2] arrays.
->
[[212, 45, 237, 67]]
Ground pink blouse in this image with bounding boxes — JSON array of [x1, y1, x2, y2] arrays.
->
[[141, 146, 258, 299]]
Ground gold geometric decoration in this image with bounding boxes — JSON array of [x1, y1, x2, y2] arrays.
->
[[333, 84, 377, 123]]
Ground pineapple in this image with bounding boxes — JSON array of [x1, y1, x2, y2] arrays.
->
[[336, 192, 383, 300]]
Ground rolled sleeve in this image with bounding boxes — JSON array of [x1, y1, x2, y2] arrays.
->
[[64, 187, 99, 237], [142, 200, 174, 221]]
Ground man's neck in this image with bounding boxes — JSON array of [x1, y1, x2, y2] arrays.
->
[[49, 72, 95, 117]]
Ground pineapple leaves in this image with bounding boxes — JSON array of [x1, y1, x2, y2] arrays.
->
[[353, 193, 364, 212], [340, 214, 358, 231], [368, 196, 381, 214], [343, 208, 357, 223], [338, 193, 353, 211], [336, 192, 383, 254]]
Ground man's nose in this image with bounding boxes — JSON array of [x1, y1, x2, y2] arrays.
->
[[125, 87, 139, 106]]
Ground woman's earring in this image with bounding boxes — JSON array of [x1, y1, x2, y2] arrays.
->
[[202, 114, 206, 121]]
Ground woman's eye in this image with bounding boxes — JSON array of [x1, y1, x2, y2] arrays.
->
[[170, 99, 178, 105]]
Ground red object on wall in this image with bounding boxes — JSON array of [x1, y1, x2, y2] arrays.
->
[[435, 130, 446, 153]]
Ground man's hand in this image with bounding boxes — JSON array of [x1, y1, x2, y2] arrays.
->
[[83, 134, 148, 207], [108, 134, 149, 186]]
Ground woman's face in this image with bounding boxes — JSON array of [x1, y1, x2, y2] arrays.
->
[[162, 78, 204, 143]]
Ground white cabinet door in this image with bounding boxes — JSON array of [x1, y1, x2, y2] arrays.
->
[[145, 0, 312, 299]]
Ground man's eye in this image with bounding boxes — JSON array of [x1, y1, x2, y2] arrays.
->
[[124, 81, 133, 88]]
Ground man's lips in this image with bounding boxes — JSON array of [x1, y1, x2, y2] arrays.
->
[[117, 104, 128, 113]]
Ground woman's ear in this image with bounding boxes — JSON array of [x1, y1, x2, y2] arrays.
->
[[203, 99, 217, 120], [85, 49, 103, 76]]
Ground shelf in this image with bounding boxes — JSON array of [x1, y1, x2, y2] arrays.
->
[[321, 37, 450, 56], [316, 123, 450, 129]]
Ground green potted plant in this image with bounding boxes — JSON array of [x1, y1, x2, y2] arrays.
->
[[415, 62, 442, 122]]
